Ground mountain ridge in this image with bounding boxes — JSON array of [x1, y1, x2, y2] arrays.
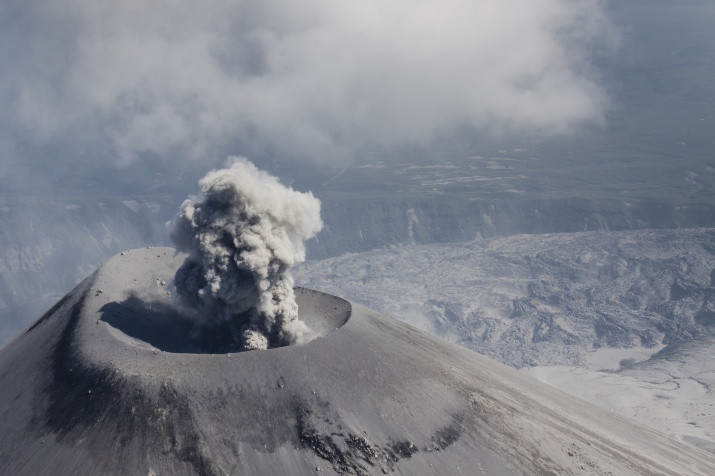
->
[[1, 247, 713, 474]]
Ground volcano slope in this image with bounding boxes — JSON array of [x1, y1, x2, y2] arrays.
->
[[0, 248, 713, 475]]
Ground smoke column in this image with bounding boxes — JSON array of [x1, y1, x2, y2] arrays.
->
[[170, 158, 323, 351]]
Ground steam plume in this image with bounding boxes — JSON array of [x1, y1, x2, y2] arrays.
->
[[170, 158, 322, 351], [1, 1, 616, 169]]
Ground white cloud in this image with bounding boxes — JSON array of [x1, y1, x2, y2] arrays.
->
[[0, 0, 617, 166]]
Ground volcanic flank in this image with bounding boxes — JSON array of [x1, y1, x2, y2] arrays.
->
[[1, 164, 714, 475], [1, 248, 715, 475]]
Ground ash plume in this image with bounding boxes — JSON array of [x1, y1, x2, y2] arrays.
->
[[170, 158, 322, 351]]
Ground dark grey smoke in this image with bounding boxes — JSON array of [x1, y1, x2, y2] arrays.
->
[[170, 158, 323, 350]]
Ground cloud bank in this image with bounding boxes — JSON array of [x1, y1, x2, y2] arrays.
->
[[1, 0, 616, 167], [171, 157, 322, 350]]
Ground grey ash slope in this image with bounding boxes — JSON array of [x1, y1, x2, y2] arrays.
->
[[1, 248, 713, 475]]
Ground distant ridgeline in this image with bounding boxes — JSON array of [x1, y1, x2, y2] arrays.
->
[[310, 191, 715, 257], [1, 185, 715, 346]]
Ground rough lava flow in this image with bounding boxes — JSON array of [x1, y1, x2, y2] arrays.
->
[[170, 158, 323, 351]]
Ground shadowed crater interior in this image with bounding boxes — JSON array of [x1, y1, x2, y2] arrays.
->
[[99, 287, 351, 354]]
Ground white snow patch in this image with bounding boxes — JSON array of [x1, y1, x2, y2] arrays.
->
[[584, 345, 665, 371]]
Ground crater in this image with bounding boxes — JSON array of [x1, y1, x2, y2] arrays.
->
[[99, 287, 351, 354]]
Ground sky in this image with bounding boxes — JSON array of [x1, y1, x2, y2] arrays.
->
[[0, 0, 618, 189]]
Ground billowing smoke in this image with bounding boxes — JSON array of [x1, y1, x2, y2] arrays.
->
[[1, 0, 617, 170], [170, 158, 322, 351]]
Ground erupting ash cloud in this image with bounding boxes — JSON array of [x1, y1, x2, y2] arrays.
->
[[170, 158, 322, 350]]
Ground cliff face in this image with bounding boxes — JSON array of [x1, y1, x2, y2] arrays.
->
[[311, 193, 715, 258], [0, 248, 713, 475]]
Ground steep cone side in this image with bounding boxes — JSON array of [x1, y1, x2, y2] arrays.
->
[[0, 248, 713, 475]]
